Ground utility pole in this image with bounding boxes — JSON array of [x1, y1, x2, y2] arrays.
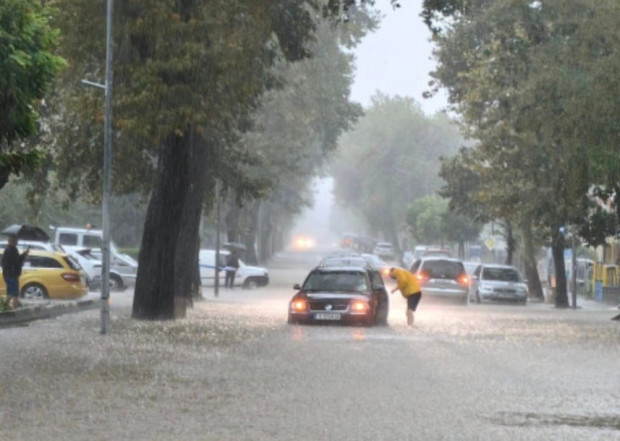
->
[[100, 0, 114, 334], [81, 0, 114, 334]]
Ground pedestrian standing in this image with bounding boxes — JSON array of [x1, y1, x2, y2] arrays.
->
[[2, 235, 28, 309], [389, 267, 422, 326], [225, 252, 240, 289]]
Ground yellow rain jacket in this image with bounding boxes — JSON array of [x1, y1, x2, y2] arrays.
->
[[392, 267, 421, 298]]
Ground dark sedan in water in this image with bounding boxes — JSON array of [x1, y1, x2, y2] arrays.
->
[[287, 265, 389, 326]]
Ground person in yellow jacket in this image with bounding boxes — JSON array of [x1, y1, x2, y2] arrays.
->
[[389, 267, 422, 326]]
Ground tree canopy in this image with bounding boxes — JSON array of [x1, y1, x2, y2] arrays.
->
[[0, 0, 65, 190]]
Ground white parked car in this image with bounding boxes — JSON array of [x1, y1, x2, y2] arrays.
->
[[68, 248, 126, 291], [199, 249, 269, 289], [470, 264, 528, 304]]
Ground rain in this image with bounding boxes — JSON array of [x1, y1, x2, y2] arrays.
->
[[1, 1, 620, 441]]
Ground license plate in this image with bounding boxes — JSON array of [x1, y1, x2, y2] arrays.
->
[[315, 312, 341, 321]]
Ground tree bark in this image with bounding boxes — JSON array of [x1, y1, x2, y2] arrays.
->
[[551, 230, 569, 308], [132, 130, 208, 320], [521, 218, 544, 300]]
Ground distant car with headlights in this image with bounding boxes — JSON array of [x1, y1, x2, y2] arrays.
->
[[410, 257, 470, 304], [288, 265, 389, 326], [0, 250, 88, 301], [470, 264, 528, 304]]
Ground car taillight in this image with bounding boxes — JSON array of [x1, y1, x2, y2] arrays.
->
[[458, 274, 470, 286], [350, 300, 369, 312], [291, 299, 308, 312], [416, 272, 428, 283], [62, 273, 80, 283]]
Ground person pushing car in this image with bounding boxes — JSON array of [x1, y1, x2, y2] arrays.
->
[[389, 267, 422, 326]]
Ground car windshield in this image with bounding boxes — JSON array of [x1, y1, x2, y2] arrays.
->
[[303, 271, 369, 292], [482, 267, 521, 282]]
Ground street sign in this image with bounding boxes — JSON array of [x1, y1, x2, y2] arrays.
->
[[484, 235, 497, 251]]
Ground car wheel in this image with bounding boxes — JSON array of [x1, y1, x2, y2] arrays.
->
[[244, 278, 259, 290], [20, 283, 49, 301], [109, 274, 125, 291], [475, 291, 481, 304]]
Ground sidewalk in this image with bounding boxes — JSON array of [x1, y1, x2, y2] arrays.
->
[[0, 292, 101, 327]]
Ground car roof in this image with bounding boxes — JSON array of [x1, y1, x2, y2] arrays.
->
[[312, 265, 371, 273], [419, 256, 462, 262], [480, 263, 518, 269]]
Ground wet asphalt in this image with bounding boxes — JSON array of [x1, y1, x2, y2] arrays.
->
[[0, 247, 619, 441]]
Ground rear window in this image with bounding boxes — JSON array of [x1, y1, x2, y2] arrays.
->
[[303, 270, 369, 292], [482, 267, 522, 282], [420, 260, 465, 279], [25, 256, 63, 269], [63, 255, 82, 271]]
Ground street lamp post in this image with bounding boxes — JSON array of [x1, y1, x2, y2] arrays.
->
[[82, 0, 114, 334]]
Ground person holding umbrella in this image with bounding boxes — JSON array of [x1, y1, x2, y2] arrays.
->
[[224, 251, 240, 289], [2, 234, 29, 309]]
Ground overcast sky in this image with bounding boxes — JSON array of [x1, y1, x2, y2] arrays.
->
[[350, 0, 448, 114]]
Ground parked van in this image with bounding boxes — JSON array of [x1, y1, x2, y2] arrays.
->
[[199, 249, 269, 289], [52, 226, 138, 290]]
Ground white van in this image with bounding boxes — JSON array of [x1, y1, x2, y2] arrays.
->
[[199, 249, 269, 289], [52, 226, 138, 289]]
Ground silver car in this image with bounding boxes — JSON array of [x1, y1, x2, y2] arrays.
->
[[470, 264, 528, 304], [409, 257, 470, 304]]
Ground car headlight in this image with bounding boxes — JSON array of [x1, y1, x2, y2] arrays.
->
[[290, 299, 308, 312], [350, 300, 370, 313]]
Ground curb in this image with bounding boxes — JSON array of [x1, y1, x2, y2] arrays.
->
[[0, 298, 101, 327]]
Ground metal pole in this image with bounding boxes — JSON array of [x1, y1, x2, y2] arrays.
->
[[214, 180, 220, 297], [571, 231, 577, 309], [101, 0, 114, 334]]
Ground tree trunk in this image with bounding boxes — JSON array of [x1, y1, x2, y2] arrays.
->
[[521, 218, 544, 300], [504, 223, 515, 265], [132, 130, 208, 320], [243, 202, 259, 265], [551, 230, 569, 308]]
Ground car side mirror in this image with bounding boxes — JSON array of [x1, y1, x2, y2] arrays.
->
[[293, 284, 301, 290]]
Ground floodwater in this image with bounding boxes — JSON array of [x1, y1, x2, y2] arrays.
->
[[1, 247, 619, 441]]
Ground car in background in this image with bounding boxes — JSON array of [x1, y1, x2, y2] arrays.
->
[[288, 265, 389, 326], [292, 235, 316, 250], [410, 257, 470, 304], [0, 239, 65, 253], [423, 247, 452, 258], [470, 264, 528, 304], [199, 249, 269, 289], [372, 242, 395, 260], [361, 253, 391, 279], [319, 253, 367, 268], [463, 261, 481, 276], [0, 250, 88, 301], [69, 248, 126, 291]]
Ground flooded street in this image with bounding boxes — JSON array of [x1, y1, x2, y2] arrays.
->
[[1, 249, 619, 441]]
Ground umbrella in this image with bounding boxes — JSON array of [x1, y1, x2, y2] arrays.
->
[[223, 242, 246, 252], [1, 224, 50, 241]]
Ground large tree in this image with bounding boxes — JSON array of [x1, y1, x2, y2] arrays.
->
[[53, 1, 383, 320], [332, 95, 462, 247], [427, 0, 620, 307], [0, 0, 65, 190]]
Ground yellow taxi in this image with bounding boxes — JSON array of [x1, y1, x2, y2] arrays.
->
[[0, 250, 88, 301]]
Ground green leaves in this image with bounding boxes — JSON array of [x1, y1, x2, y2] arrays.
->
[[0, 0, 66, 146]]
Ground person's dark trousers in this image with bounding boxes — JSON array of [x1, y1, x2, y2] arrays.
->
[[225, 271, 236, 289]]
